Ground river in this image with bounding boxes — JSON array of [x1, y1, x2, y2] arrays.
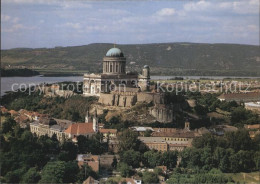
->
[[1, 75, 260, 96]]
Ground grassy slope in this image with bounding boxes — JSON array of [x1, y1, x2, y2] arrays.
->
[[1, 43, 260, 76], [225, 172, 260, 184]]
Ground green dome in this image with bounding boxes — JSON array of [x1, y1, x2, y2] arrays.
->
[[106, 48, 124, 57]]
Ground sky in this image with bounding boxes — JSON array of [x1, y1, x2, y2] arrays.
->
[[1, 0, 259, 49]]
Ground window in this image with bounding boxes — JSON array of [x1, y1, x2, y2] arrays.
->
[[110, 64, 112, 72]]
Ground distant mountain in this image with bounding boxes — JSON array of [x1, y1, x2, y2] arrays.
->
[[1, 43, 260, 76]]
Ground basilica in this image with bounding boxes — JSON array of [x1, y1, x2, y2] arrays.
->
[[83, 47, 173, 123], [83, 47, 150, 96]]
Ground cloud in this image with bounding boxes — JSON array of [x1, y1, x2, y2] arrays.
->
[[2, 0, 58, 4], [1, 15, 20, 23], [2, 23, 36, 33], [59, 22, 81, 29], [183, 0, 259, 14], [183, 1, 211, 12], [156, 8, 175, 16], [1, 15, 11, 21], [12, 17, 19, 23]]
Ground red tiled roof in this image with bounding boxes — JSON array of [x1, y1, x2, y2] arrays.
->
[[64, 123, 94, 135], [99, 129, 117, 134], [9, 110, 18, 116], [244, 124, 260, 129]]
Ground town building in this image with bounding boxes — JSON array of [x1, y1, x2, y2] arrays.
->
[[138, 122, 209, 152], [30, 118, 67, 142]]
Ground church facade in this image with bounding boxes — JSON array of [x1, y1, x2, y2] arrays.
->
[[83, 47, 150, 96]]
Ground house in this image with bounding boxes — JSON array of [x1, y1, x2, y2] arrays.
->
[[121, 177, 142, 184], [83, 176, 99, 184], [99, 129, 117, 140], [9, 110, 18, 117], [244, 124, 260, 130], [77, 154, 100, 173], [244, 124, 260, 139]]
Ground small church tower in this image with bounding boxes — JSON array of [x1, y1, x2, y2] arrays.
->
[[93, 109, 99, 132], [185, 121, 190, 131]]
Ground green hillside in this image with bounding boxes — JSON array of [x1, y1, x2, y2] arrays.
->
[[1, 43, 260, 76]]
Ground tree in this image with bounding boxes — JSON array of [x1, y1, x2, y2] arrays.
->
[[63, 161, 80, 183], [160, 151, 178, 169], [1, 117, 16, 134], [143, 150, 161, 168], [111, 156, 118, 169], [59, 141, 78, 161], [117, 162, 132, 177], [21, 167, 41, 183], [120, 149, 141, 168], [224, 129, 252, 151], [118, 129, 139, 152], [4, 168, 26, 183], [144, 129, 152, 137], [194, 104, 208, 116], [142, 172, 159, 184], [39, 161, 66, 183]]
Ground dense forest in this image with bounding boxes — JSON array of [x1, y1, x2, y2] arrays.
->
[[1, 43, 260, 76]]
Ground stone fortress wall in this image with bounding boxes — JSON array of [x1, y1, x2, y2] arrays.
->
[[98, 91, 173, 123]]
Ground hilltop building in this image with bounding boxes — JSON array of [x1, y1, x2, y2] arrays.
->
[[83, 47, 175, 123], [83, 47, 150, 97]]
